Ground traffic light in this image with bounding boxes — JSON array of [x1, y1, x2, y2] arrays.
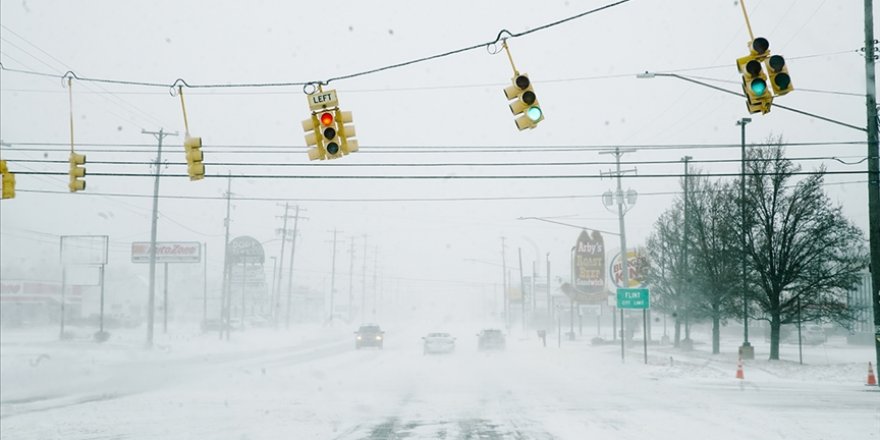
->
[[736, 38, 772, 114], [338, 110, 358, 155], [184, 135, 205, 181], [302, 112, 325, 161], [766, 54, 793, 96], [68, 151, 86, 192], [303, 88, 358, 160], [0, 160, 14, 200], [319, 111, 342, 159], [504, 73, 544, 130]]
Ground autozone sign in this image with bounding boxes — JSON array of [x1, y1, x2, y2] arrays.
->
[[131, 242, 201, 263]]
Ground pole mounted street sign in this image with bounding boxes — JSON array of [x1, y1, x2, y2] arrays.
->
[[617, 288, 650, 309]]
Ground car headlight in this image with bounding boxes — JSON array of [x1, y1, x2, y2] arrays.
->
[[376, 335, 382, 340], [357, 336, 362, 340]]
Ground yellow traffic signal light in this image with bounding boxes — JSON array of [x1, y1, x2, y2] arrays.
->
[[184, 136, 205, 181], [504, 74, 544, 130], [302, 113, 325, 161], [68, 152, 86, 192], [736, 38, 772, 114], [0, 160, 14, 200], [766, 54, 793, 96]]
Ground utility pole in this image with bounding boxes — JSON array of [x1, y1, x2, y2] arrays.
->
[[501, 237, 509, 329], [285, 205, 305, 328], [682, 156, 693, 349], [518, 248, 527, 332], [863, 0, 880, 378], [220, 173, 232, 341], [328, 229, 339, 324], [372, 246, 378, 318], [736, 117, 754, 360], [348, 236, 355, 323], [546, 252, 551, 318], [600, 147, 637, 363], [362, 235, 368, 323], [141, 128, 177, 348], [274, 203, 289, 328], [202, 242, 208, 326]]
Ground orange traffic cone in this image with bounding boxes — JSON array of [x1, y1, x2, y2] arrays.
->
[[868, 362, 877, 386], [736, 357, 744, 380]]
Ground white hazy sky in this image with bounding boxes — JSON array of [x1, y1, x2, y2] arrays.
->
[[0, 1, 873, 309]]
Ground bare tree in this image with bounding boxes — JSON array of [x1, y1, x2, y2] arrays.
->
[[686, 175, 741, 354], [744, 142, 868, 360], [643, 197, 690, 347]]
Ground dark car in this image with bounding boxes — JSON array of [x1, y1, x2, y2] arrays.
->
[[477, 329, 506, 351], [355, 324, 385, 349]]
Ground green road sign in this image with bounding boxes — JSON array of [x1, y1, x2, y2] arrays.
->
[[617, 288, 650, 309]]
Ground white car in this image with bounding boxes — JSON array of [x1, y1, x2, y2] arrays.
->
[[422, 332, 456, 354]]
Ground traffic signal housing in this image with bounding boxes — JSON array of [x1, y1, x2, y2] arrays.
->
[[338, 111, 358, 155], [504, 74, 544, 130], [736, 38, 773, 114], [303, 96, 358, 161], [184, 135, 205, 181], [0, 160, 14, 200], [766, 54, 793, 96], [68, 152, 86, 192]]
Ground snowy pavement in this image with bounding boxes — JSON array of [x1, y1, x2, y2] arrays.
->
[[1, 324, 878, 439]]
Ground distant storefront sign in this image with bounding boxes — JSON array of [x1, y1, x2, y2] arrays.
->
[[131, 242, 202, 263], [574, 230, 605, 293], [609, 248, 648, 289]]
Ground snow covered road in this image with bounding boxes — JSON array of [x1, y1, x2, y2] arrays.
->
[[2, 327, 878, 439]]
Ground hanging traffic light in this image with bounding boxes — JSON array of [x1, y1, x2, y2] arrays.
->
[[766, 54, 793, 96], [736, 37, 772, 114], [504, 74, 544, 130], [68, 151, 86, 192], [0, 160, 14, 200], [303, 88, 358, 160], [338, 110, 358, 155], [184, 135, 205, 181]]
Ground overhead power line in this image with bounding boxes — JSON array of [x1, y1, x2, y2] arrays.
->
[[14, 179, 868, 203], [11, 170, 869, 179], [0, 0, 632, 90], [2, 155, 868, 168], [0, 140, 868, 154]]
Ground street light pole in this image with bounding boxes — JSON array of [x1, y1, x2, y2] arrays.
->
[[737, 117, 755, 360]]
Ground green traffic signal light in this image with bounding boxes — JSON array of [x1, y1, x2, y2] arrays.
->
[[750, 79, 767, 96], [526, 106, 543, 121]]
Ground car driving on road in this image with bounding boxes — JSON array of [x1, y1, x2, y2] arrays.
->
[[355, 324, 385, 349], [422, 332, 456, 354], [477, 329, 506, 351]]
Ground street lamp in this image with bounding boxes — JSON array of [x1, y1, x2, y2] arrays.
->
[[737, 117, 755, 360]]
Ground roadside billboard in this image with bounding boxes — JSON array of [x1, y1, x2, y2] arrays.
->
[[131, 242, 202, 263]]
